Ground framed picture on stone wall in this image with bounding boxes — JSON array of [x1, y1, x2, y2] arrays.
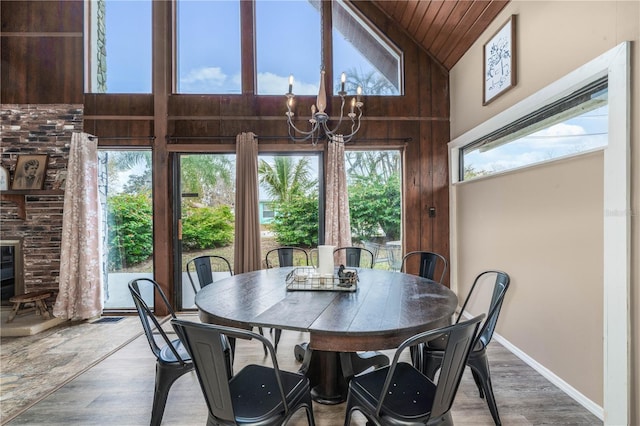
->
[[0, 165, 9, 190], [11, 154, 48, 190]]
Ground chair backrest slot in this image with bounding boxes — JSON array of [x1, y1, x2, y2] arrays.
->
[[401, 251, 448, 284], [333, 246, 375, 268], [265, 247, 309, 268], [186, 255, 233, 294]]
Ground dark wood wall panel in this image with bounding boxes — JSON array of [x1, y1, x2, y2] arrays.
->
[[1, 36, 83, 104], [1, 0, 82, 32], [1, 0, 83, 104], [82, 120, 155, 144], [84, 94, 154, 116]]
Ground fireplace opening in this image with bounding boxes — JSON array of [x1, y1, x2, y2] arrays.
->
[[1, 240, 24, 305]]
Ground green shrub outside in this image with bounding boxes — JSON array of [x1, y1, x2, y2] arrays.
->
[[181, 205, 234, 250], [349, 173, 401, 242], [107, 193, 153, 270], [272, 194, 319, 247]]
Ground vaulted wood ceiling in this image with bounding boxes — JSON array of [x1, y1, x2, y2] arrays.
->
[[371, 0, 510, 70]]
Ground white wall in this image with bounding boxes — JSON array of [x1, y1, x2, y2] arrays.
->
[[449, 1, 639, 423], [456, 152, 604, 403]]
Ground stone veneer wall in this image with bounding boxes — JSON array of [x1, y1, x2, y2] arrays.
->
[[0, 104, 83, 294]]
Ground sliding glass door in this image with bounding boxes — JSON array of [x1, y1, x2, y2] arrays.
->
[[99, 149, 154, 309], [175, 152, 322, 310]]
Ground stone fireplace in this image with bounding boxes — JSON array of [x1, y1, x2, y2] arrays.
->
[[1, 104, 82, 299], [0, 240, 24, 303]]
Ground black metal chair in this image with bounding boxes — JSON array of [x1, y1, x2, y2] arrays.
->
[[186, 254, 271, 355], [420, 270, 511, 426], [333, 246, 375, 268], [185, 254, 233, 294], [128, 278, 233, 426], [400, 250, 448, 284], [265, 246, 309, 268], [171, 318, 316, 426], [344, 315, 484, 426]]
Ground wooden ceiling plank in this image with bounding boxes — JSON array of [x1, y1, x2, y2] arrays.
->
[[432, 1, 488, 62], [414, 1, 444, 44], [407, 0, 432, 36], [422, 0, 458, 51], [391, 0, 408, 21], [442, 0, 510, 69], [429, 1, 477, 58], [399, 1, 420, 29]]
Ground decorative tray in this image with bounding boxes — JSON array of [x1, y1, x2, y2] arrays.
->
[[285, 266, 358, 292]]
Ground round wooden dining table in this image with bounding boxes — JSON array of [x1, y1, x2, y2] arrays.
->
[[196, 266, 457, 403]]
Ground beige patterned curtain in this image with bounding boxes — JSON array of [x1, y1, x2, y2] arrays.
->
[[234, 132, 262, 273], [53, 132, 102, 320], [325, 135, 352, 250]]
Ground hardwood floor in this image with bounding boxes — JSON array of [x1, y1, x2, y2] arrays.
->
[[5, 313, 602, 426]]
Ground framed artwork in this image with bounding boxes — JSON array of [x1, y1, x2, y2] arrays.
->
[[0, 165, 9, 190], [11, 154, 48, 190], [52, 170, 67, 190], [483, 15, 517, 105]]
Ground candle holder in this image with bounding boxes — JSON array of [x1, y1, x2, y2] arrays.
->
[[285, 70, 364, 145]]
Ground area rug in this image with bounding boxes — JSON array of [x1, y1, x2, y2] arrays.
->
[[0, 315, 145, 424]]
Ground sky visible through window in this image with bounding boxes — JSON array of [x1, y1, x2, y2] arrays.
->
[[464, 103, 608, 177], [100, 0, 382, 96]]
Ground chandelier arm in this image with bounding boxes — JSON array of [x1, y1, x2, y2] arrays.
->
[[340, 107, 364, 143], [323, 96, 348, 135], [287, 113, 321, 140]]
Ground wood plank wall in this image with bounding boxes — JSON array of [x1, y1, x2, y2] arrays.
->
[[1, 0, 451, 311]]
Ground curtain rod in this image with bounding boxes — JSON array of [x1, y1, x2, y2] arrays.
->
[[88, 136, 156, 141], [167, 135, 413, 143]]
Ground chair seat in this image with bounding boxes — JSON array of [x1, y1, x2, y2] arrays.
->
[[159, 339, 192, 364], [349, 362, 437, 420], [230, 364, 310, 422]]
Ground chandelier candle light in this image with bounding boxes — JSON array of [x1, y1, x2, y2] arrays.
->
[[286, 70, 363, 144]]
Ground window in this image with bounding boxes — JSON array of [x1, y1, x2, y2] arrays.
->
[[332, 0, 402, 95], [461, 79, 608, 180], [255, 0, 321, 95], [88, 0, 402, 97], [87, 0, 152, 93], [176, 1, 241, 94]]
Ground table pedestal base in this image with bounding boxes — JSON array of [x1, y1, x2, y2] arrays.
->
[[298, 347, 348, 404]]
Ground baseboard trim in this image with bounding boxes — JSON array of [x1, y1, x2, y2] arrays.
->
[[492, 333, 604, 420]]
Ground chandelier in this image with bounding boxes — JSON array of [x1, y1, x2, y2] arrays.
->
[[285, 70, 363, 144]]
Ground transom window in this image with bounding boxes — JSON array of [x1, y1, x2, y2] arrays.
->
[[176, 0, 241, 94], [88, 0, 403, 96], [461, 78, 608, 180], [255, 0, 321, 95], [87, 0, 152, 93], [332, 0, 402, 96]]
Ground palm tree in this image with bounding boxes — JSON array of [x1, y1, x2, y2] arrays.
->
[[180, 154, 233, 206], [258, 156, 316, 202]]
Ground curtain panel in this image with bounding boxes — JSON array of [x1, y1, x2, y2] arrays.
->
[[325, 135, 352, 253], [234, 132, 262, 273], [53, 132, 103, 320]]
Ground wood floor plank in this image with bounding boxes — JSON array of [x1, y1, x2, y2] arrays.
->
[[5, 315, 602, 425]]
